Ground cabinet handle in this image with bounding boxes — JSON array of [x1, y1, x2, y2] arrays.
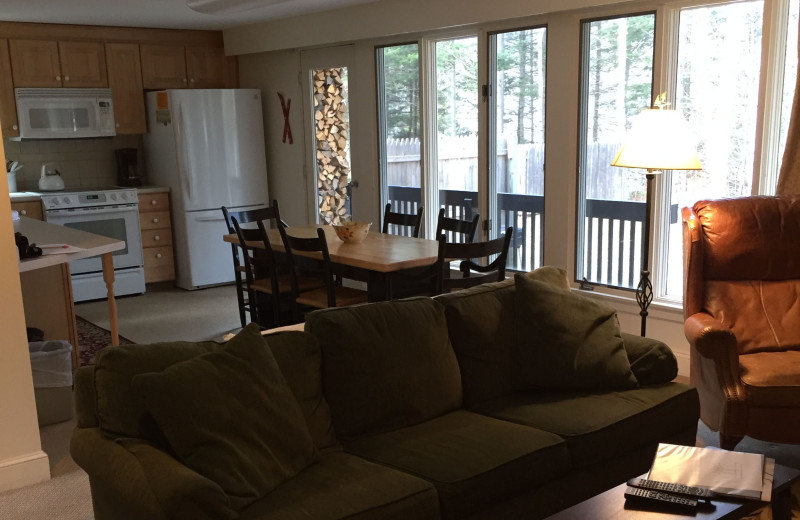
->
[[154, 235, 161, 241], [156, 253, 163, 259], [20, 209, 27, 215], [64, 75, 70, 81], [56, 75, 61, 81], [151, 199, 158, 205], [116, 123, 120, 128], [12, 124, 18, 130], [183, 78, 187, 83], [152, 217, 159, 224]]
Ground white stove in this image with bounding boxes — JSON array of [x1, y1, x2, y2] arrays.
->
[[42, 186, 145, 302]]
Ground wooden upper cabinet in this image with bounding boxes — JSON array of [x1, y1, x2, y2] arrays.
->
[[9, 39, 61, 87], [0, 39, 19, 137], [186, 46, 226, 88], [58, 41, 108, 87], [140, 44, 187, 90], [105, 43, 146, 134]]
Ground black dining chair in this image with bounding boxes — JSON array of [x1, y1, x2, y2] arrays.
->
[[435, 207, 479, 243], [222, 205, 277, 328], [441, 227, 513, 292], [382, 202, 424, 238], [277, 223, 368, 322]]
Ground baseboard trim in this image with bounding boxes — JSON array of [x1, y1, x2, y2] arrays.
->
[[0, 450, 50, 493]]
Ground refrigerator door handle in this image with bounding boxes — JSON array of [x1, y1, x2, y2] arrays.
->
[[194, 215, 226, 222], [174, 101, 193, 202]]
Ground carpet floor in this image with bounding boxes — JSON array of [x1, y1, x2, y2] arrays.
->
[[75, 316, 133, 366]]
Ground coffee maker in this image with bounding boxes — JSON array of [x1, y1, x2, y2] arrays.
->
[[115, 148, 142, 187]]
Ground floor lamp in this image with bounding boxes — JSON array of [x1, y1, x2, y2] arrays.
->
[[610, 104, 701, 336]]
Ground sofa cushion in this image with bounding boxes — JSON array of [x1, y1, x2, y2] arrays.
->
[[132, 324, 318, 510], [470, 383, 699, 468], [436, 266, 571, 407], [343, 410, 570, 520], [263, 331, 338, 449], [305, 297, 462, 441], [93, 335, 223, 442], [238, 450, 440, 520], [621, 332, 679, 385], [512, 275, 638, 391]]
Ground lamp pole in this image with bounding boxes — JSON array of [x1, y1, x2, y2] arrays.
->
[[636, 171, 656, 336]]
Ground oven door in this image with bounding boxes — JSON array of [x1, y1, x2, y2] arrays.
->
[[45, 204, 143, 274]]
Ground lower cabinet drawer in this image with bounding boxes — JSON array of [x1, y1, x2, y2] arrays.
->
[[141, 228, 173, 248], [140, 211, 171, 231], [143, 245, 175, 283]]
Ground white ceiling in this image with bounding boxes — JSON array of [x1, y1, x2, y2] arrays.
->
[[0, 0, 382, 31]]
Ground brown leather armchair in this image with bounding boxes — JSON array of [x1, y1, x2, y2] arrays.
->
[[682, 195, 800, 450]]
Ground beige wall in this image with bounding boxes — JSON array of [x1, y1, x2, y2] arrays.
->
[[0, 132, 50, 492]]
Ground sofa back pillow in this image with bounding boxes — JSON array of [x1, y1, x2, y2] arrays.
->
[[305, 297, 462, 441], [437, 266, 572, 406], [512, 275, 638, 391], [263, 331, 338, 449], [93, 337, 223, 442]]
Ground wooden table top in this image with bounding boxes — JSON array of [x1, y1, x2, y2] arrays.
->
[[223, 224, 439, 273]]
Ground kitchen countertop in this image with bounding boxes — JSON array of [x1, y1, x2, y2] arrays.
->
[[16, 216, 125, 273], [9, 185, 170, 201]]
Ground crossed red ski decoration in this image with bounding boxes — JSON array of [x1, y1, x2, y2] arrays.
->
[[277, 93, 293, 144]]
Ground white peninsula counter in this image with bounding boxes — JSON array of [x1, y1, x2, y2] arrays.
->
[[16, 216, 125, 367]]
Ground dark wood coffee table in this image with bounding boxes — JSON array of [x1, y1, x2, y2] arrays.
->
[[544, 464, 800, 520]]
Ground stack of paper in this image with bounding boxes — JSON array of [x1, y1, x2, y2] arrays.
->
[[648, 443, 775, 501]]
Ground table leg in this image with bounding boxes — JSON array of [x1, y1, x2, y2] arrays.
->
[[101, 253, 120, 346]]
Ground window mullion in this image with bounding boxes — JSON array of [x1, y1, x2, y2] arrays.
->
[[755, 0, 791, 195], [419, 37, 439, 238]]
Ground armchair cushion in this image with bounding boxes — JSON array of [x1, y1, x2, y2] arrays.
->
[[739, 351, 800, 406], [512, 275, 638, 391], [132, 324, 318, 510], [705, 280, 800, 354]]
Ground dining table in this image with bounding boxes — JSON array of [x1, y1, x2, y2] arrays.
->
[[223, 224, 440, 302]]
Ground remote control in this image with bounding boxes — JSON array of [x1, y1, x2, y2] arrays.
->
[[627, 477, 717, 500], [624, 486, 699, 512]]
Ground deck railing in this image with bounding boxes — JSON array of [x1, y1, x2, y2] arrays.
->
[[386, 186, 675, 286]]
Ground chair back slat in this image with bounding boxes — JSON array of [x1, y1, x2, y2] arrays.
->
[[382, 203, 424, 238], [435, 207, 479, 243], [278, 225, 337, 309], [441, 227, 513, 291]]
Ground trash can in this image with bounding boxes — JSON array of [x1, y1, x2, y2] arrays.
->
[[29, 340, 73, 426]]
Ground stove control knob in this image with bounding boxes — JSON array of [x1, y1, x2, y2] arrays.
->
[[121, 192, 129, 200], [110, 193, 118, 201], [62, 197, 71, 205], [51, 199, 60, 206]]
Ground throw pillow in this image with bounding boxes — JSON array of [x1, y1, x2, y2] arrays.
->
[[512, 274, 638, 391], [132, 323, 317, 510]]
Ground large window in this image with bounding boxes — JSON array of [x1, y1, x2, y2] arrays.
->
[[577, 13, 656, 289], [490, 27, 547, 271]]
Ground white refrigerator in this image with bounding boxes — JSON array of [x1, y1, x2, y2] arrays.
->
[[143, 89, 269, 290]]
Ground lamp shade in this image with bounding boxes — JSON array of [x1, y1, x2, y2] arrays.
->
[[611, 108, 702, 171]]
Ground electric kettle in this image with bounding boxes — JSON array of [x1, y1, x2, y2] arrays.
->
[[39, 162, 65, 191]]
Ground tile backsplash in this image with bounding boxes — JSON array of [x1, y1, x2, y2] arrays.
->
[[4, 135, 144, 192]]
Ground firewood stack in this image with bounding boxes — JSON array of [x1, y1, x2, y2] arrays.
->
[[314, 68, 351, 225]]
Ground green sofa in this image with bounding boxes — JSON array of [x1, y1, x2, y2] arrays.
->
[[71, 268, 699, 520]]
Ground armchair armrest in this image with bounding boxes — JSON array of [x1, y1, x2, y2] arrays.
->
[[684, 312, 738, 360], [71, 428, 237, 520]]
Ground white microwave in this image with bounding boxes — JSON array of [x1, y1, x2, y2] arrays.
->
[[14, 88, 116, 139]]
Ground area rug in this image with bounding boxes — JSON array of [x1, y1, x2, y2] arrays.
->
[[76, 316, 133, 366]]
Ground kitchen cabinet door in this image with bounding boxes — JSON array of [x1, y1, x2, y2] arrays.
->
[[9, 39, 61, 87], [58, 41, 108, 87], [0, 39, 19, 137], [140, 44, 187, 90], [11, 201, 44, 221], [105, 43, 146, 134], [186, 46, 227, 88]]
